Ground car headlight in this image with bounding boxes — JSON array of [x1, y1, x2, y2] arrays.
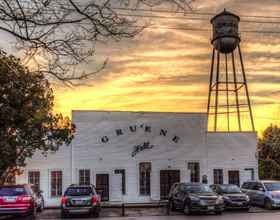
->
[[245, 195, 250, 201], [216, 196, 224, 204], [223, 196, 230, 201]]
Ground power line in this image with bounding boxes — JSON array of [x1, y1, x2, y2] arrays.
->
[[17, 1, 280, 24], [116, 12, 280, 25], [131, 25, 280, 35], [112, 7, 280, 20], [9, 3, 280, 35]]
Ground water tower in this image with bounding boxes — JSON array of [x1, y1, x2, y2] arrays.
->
[[207, 9, 255, 132]]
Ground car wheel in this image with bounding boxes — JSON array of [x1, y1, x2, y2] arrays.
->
[[61, 210, 68, 218], [28, 208, 37, 220], [215, 211, 222, 215], [38, 201, 44, 212], [183, 203, 191, 215], [169, 200, 176, 211], [264, 199, 273, 210], [92, 211, 100, 218]]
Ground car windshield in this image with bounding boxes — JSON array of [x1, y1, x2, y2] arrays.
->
[[0, 186, 26, 196], [218, 185, 241, 193], [264, 182, 280, 191], [65, 187, 92, 196], [182, 184, 213, 193]]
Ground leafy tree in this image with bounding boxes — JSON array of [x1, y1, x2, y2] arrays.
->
[[0, 51, 75, 184], [0, 0, 194, 83], [258, 124, 280, 180]]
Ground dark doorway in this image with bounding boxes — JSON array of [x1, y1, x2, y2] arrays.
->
[[160, 170, 180, 200], [228, 170, 240, 186], [96, 174, 109, 201]]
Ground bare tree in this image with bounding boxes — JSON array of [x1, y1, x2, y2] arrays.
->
[[0, 0, 194, 84]]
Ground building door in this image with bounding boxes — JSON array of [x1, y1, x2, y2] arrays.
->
[[96, 174, 109, 201], [228, 170, 240, 186], [160, 170, 180, 200]]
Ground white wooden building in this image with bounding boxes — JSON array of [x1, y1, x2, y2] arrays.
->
[[16, 110, 258, 207]]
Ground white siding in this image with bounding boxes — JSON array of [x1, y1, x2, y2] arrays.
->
[[17, 111, 258, 206]]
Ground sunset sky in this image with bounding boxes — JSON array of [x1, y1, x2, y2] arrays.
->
[[33, 0, 280, 135]]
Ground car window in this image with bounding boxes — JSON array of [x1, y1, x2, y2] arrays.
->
[[252, 183, 263, 191], [264, 182, 280, 191], [247, 182, 256, 190], [0, 186, 27, 196], [210, 185, 216, 191], [65, 187, 93, 196], [171, 184, 179, 194], [241, 182, 249, 189]]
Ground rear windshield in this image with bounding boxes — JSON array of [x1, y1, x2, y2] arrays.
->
[[218, 185, 241, 193], [65, 187, 93, 196], [182, 184, 213, 193], [0, 186, 27, 196]]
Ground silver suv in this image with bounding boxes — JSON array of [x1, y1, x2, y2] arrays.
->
[[241, 180, 280, 209]]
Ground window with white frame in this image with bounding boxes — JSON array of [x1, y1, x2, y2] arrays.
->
[[28, 171, 40, 191], [51, 171, 62, 197], [188, 162, 200, 183], [139, 162, 151, 196], [79, 169, 90, 185], [213, 169, 223, 184]]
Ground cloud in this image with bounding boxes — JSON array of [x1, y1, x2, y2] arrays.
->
[[51, 0, 280, 133]]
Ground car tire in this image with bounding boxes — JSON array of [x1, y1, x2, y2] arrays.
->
[[28, 208, 37, 220], [37, 201, 44, 212], [92, 211, 100, 218], [169, 200, 176, 211], [215, 211, 222, 215], [264, 199, 273, 210], [183, 203, 191, 215], [61, 210, 68, 218]]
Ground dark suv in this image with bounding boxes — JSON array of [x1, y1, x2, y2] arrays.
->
[[0, 184, 37, 219], [168, 182, 224, 215], [211, 184, 250, 210], [61, 184, 101, 218]]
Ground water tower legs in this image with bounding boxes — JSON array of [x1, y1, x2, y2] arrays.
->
[[207, 44, 255, 132]]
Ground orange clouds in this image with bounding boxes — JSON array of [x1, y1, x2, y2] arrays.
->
[[53, 1, 280, 136]]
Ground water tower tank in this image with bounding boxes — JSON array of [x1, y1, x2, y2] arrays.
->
[[211, 9, 240, 54]]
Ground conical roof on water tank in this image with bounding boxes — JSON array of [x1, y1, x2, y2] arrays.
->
[[211, 9, 240, 54]]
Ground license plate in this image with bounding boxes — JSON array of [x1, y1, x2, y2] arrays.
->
[[4, 196, 16, 202], [208, 206, 215, 210], [74, 200, 84, 205]]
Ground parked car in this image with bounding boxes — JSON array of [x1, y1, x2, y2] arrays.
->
[[61, 184, 101, 218], [241, 180, 280, 209], [210, 184, 250, 210], [168, 182, 224, 215], [30, 185, 44, 212], [0, 184, 37, 219]]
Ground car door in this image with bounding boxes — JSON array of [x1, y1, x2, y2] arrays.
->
[[253, 182, 266, 206], [174, 184, 186, 209], [244, 182, 256, 204], [172, 184, 181, 207], [246, 182, 258, 204]]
